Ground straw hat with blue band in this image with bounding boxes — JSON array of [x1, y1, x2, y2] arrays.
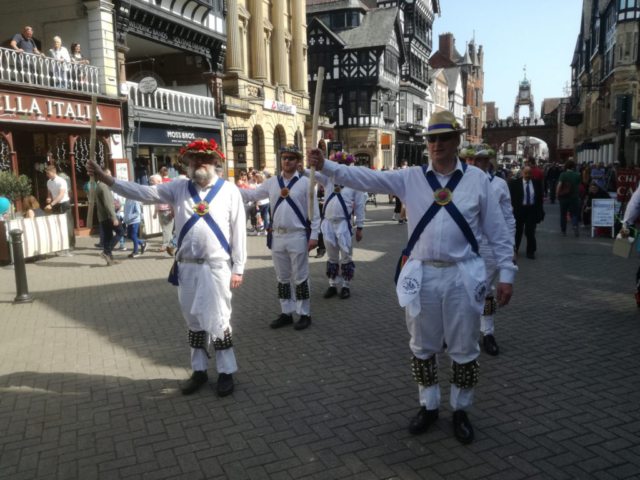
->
[[427, 111, 469, 135]]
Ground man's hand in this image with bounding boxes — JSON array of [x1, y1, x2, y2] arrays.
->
[[86, 159, 115, 187], [307, 239, 318, 251], [296, 163, 305, 175], [496, 283, 513, 307], [113, 219, 119, 226], [512, 253, 517, 265], [356, 230, 363, 242], [306, 148, 325, 171], [18, 49, 24, 53], [231, 274, 243, 290], [44, 204, 52, 211]]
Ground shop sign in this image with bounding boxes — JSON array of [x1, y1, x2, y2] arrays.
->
[[617, 168, 640, 202], [263, 99, 297, 115], [330, 141, 343, 152], [381, 134, 391, 151], [232, 130, 248, 146], [0, 90, 122, 130], [137, 124, 221, 146], [138, 77, 159, 95]]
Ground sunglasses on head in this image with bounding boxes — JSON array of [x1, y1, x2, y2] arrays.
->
[[426, 132, 456, 143]]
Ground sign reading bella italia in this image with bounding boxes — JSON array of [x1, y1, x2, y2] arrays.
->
[[0, 90, 122, 130]]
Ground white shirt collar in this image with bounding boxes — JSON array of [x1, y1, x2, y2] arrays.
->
[[426, 158, 464, 176]]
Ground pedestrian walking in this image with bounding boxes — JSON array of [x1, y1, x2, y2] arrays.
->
[[557, 160, 581, 237], [44, 165, 75, 249], [87, 138, 246, 397], [546, 162, 561, 204], [510, 166, 544, 259], [239, 144, 320, 331], [123, 198, 147, 258], [306, 111, 516, 444], [96, 168, 124, 266]]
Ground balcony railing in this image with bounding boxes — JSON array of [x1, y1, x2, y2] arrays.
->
[[126, 81, 216, 117], [0, 47, 100, 94]]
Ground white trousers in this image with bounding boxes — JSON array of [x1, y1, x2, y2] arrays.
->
[[271, 231, 310, 315], [326, 236, 353, 288], [406, 264, 480, 411], [479, 240, 498, 336]]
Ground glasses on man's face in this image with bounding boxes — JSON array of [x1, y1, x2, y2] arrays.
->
[[426, 132, 456, 143], [281, 156, 298, 162]]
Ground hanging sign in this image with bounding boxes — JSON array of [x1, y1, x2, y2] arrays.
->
[[232, 130, 248, 146], [381, 134, 391, 151], [138, 77, 159, 95]]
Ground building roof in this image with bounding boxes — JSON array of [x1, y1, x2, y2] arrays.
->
[[308, 17, 347, 46], [306, 0, 369, 14], [442, 67, 460, 91], [459, 43, 472, 66], [541, 97, 563, 115], [338, 7, 400, 50]]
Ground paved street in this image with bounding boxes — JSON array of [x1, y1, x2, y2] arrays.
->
[[1, 197, 640, 480]]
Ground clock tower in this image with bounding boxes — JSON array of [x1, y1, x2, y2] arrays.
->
[[514, 66, 534, 121]]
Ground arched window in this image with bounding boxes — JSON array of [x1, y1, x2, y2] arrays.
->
[[274, 126, 286, 174], [252, 126, 263, 170]]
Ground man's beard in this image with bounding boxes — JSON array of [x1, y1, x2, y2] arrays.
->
[[188, 164, 214, 183]]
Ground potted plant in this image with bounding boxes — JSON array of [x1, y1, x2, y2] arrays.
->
[[0, 171, 32, 220]]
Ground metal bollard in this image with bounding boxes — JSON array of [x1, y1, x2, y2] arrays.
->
[[9, 229, 33, 303]]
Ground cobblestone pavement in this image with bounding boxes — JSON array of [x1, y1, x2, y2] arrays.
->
[[1, 196, 640, 480]]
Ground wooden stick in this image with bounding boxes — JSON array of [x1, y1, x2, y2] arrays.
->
[[86, 95, 98, 230], [309, 66, 325, 221]]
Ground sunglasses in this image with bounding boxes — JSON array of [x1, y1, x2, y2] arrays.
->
[[426, 132, 456, 143], [281, 156, 298, 162]]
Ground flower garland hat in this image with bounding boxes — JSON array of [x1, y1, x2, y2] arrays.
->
[[329, 151, 355, 165], [427, 110, 468, 135], [180, 138, 226, 163], [280, 144, 303, 159]]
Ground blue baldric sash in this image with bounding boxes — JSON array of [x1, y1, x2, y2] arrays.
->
[[168, 177, 229, 286], [267, 174, 310, 249], [394, 163, 479, 285], [322, 185, 353, 236]]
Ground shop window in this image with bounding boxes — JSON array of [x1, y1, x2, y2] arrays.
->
[[74, 135, 107, 172], [359, 90, 370, 115], [384, 50, 398, 74]]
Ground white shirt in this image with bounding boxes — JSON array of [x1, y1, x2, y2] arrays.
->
[[321, 158, 517, 284], [522, 179, 535, 206], [623, 181, 640, 226], [47, 175, 69, 204], [111, 177, 247, 274], [305, 169, 365, 227], [489, 173, 516, 245], [239, 173, 321, 240], [50, 47, 71, 71]]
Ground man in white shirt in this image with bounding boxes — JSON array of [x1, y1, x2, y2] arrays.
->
[[87, 138, 246, 398], [298, 152, 365, 299], [620, 185, 640, 306], [465, 147, 516, 357], [240, 144, 320, 331], [306, 111, 516, 445], [45, 165, 75, 249]]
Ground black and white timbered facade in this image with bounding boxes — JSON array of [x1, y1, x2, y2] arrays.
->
[[306, 1, 405, 168]]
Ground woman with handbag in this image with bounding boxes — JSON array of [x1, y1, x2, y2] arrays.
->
[[557, 160, 581, 237]]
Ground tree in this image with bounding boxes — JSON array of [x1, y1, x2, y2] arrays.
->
[[0, 171, 32, 219]]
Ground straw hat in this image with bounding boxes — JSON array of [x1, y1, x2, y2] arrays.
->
[[427, 111, 468, 135], [279, 144, 303, 159]]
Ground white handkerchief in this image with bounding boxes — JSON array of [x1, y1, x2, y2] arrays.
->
[[456, 256, 487, 315], [396, 258, 423, 317]]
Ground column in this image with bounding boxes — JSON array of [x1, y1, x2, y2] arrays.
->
[[272, 0, 287, 86], [226, 0, 243, 73], [291, 0, 306, 93], [85, 1, 118, 96], [251, 0, 267, 80]]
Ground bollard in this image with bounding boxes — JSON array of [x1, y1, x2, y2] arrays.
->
[[9, 229, 33, 303]]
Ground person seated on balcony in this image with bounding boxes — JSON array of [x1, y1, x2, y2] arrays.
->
[[70, 42, 89, 85], [10, 26, 44, 57], [50, 36, 71, 88]]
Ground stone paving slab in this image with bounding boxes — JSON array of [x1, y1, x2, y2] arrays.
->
[[1, 197, 640, 479]]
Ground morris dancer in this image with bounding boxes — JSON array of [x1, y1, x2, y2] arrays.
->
[[306, 111, 516, 444], [465, 146, 516, 356], [299, 152, 365, 299], [87, 139, 246, 397], [240, 145, 320, 330]]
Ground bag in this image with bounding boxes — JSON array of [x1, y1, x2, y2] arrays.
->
[[558, 179, 572, 198]]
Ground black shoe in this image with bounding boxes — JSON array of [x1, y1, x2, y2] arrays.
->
[[324, 286, 338, 299], [452, 410, 475, 444], [526, 253, 535, 259], [339, 287, 350, 299], [141, 242, 147, 255], [483, 334, 499, 356], [217, 373, 234, 397], [181, 371, 208, 395], [408, 407, 439, 434], [294, 315, 312, 330], [315, 249, 326, 258], [270, 313, 294, 329], [95, 243, 103, 249]]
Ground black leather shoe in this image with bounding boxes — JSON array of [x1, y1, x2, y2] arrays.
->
[[339, 287, 350, 299], [270, 314, 294, 329], [294, 315, 312, 330], [324, 286, 338, 299], [181, 371, 208, 395], [526, 253, 535, 259], [483, 334, 499, 356], [408, 407, 439, 434], [453, 410, 475, 444], [217, 373, 234, 397], [315, 249, 326, 258]]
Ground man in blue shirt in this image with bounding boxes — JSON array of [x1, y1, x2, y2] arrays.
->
[[591, 162, 606, 190], [10, 27, 45, 57]]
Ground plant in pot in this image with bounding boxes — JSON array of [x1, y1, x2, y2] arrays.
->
[[0, 171, 32, 220]]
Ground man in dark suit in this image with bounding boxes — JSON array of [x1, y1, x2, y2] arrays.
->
[[509, 166, 544, 259]]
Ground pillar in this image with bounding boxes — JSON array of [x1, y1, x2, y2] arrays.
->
[[250, 0, 267, 80], [226, 0, 243, 73], [291, 0, 306, 93], [116, 45, 129, 88], [272, 0, 287, 86], [85, 1, 118, 96]]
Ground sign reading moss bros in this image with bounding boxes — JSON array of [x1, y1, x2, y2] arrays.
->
[[0, 90, 122, 130]]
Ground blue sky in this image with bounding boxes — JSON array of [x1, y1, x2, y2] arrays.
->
[[433, 0, 583, 119]]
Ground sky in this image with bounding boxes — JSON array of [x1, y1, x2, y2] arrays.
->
[[433, 0, 583, 119]]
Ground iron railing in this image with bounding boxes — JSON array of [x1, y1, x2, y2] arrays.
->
[[126, 81, 216, 117]]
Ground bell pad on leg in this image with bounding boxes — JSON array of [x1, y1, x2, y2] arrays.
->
[[326, 262, 339, 279], [450, 360, 479, 389], [213, 331, 233, 351], [412, 355, 438, 387], [188, 330, 211, 358], [295, 279, 310, 300], [483, 296, 497, 315], [341, 262, 355, 281], [278, 282, 291, 299]]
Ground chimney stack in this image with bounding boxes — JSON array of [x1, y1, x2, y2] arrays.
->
[[439, 33, 454, 61]]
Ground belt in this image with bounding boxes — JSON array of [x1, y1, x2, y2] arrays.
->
[[180, 258, 206, 264], [275, 228, 306, 234], [423, 261, 456, 268]]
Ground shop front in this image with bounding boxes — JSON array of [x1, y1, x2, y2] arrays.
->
[[0, 86, 122, 235], [396, 128, 427, 166]]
